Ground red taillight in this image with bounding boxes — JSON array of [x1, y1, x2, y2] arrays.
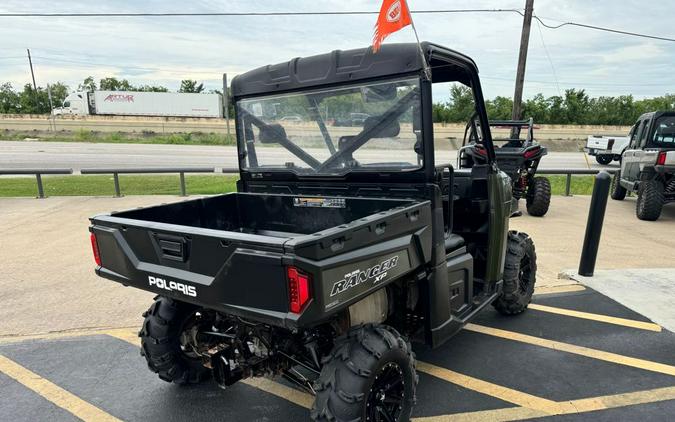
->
[[657, 151, 667, 166], [287, 266, 311, 314], [524, 146, 541, 159], [90, 232, 101, 266], [475, 145, 487, 156]]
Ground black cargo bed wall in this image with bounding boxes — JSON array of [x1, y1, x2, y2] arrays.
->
[[114, 193, 414, 236]]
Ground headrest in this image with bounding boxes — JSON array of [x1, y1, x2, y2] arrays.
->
[[363, 116, 400, 138], [259, 124, 287, 143]]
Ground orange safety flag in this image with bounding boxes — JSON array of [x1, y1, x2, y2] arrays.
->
[[372, 0, 412, 52]]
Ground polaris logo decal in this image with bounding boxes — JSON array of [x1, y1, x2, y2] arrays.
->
[[148, 275, 197, 297], [330, 256, 399, 297]]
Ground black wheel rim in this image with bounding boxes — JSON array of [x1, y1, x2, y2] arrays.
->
[[365, 362, 405, 422]]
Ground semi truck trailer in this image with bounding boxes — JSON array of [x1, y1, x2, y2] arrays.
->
[[52, 91, 223, 118]]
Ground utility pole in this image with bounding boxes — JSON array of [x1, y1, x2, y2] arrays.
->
[[27, 48, 40, 111], [511, 0, 534, 137], [46, 84, 56, 131]]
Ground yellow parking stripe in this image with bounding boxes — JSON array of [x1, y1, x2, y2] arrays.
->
[[243, 378, 313, 409], [412, 406, 548, 421], [413, 385, 675, 421], [466, 324, 675, 376], [528, 303, 662, 332], [565, 385, 675, 414], [106, 329, 315, 410], [0, 326, 138, 345], [0, 354, 122, 422], [416, 361, 565, 415], [534, 284, 586, 295]]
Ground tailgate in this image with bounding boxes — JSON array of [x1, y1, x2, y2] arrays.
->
[[586, 136, 609, 150], [90, 214, 292, 323]]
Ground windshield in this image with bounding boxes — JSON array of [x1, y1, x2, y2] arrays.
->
[[236, 77, 422, 175], [652, 115, 675, 148]]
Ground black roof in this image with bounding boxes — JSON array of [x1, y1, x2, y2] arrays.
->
[[638, 111, 675, 121], [231, 42, 478, 98]]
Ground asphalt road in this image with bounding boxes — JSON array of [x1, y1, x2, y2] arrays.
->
[[0, 140, 618, 172], [2, 287, 674, 421]]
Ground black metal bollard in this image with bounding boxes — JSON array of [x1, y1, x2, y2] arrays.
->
[[578, 171, 611, 276]]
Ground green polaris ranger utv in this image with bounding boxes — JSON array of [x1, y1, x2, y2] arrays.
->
[[89, 42, 537, 421]]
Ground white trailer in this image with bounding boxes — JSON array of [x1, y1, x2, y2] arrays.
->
[[53, 91, 223, 118]]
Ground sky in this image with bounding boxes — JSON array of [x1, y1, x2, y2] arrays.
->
[[1, 0, 674, 101]]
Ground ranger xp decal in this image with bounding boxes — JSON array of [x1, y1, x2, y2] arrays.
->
[[148, 275, 197, 297], [330, 255, 399, 297]]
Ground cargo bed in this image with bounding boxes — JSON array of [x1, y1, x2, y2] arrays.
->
[[90, 193, 432, 328]]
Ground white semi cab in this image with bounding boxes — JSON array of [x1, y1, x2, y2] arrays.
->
[[585, 134, 630, 165], [52, 91, 223, 118]]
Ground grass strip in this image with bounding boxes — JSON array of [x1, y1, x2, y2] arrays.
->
[[0, 174, 596, 198]]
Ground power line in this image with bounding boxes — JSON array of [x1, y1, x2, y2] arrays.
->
[[531, 14, 675, 42], [0, 9, 521, 17], [2, 7, 674, 43], [534, 19, 561, 96], [31, 55, 222, 75]]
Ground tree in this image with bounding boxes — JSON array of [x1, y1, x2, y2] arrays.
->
[[48, 82, 69, 105], [136, 84, 169, 92], [486, 96, 513, 120], [99, 77, 134, 91], [78, 76, 97, 92], [0, 82, 20, 113], [179, 80, 204, 93]]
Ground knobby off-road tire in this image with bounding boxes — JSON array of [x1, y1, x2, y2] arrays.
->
[[595, 155, 613, 165], [636, 180, 664, 221], [610, 170, 627, 200], [311, 324, 418, 422], [493, 231, 537, 315], [139, 296, 211, 385], [526, 177, 551, 217]]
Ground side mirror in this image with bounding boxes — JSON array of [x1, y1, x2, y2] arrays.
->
[[258, 124, 287, 144]]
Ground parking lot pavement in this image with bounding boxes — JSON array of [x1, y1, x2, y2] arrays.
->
[[2, 286, 674, 422]]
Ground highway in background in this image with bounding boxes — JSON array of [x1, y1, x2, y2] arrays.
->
[[0, 140, 618, 173]]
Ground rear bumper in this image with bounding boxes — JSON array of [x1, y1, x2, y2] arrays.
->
[[584, 148, 611, 156]]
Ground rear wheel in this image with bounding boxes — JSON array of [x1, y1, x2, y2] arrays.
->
[[636, 180, 664, 221], [311, 324, 417, 422], [610, 171, 627, 200], [139, 296, 212, 385], [526, 177, 551, 217], [493, 231, 537, 315], [595, 155, 613, 165]]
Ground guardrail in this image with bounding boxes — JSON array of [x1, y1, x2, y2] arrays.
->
[[0, 168, 73, 198], [1, 166, 616, 199], [538, 168, 617, 196], [80, 167, 216, 197]]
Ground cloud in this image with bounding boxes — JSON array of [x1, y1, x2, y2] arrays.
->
[[0, 0, 674, 99]]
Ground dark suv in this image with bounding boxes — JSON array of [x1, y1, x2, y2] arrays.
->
[[611, 111, 675, 220]]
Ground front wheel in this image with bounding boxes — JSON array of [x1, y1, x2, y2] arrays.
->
[[526, 177, 551, 217], [595, 155, 613, 165], [311, 325, 417, 422], [636, 180, 664, 221], [493, 231, 537, 315]]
